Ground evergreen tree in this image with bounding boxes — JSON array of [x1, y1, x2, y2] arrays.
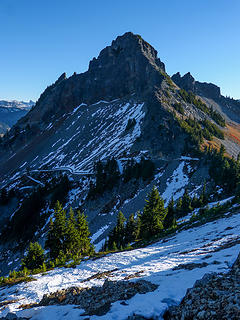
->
[[134, 212, 141, 240], [140, 186, 166, 238], [164, 197, 177, 229], [22, 242, 45, 270], [176, 197, 182, 216], [65, 207, 78, 256], [45, 217, 58, 259], [112, 241, 118, 251], [45, 201, 67, 259], [76, 210, 93, 256], [181, 189, 192, 214], [219, 144, 226, 158], [125, 214, 136, 244], [199, 182, 207, 207], [107, 211, 126, 250], [191, 195, 199, 209], [115, 211, 126, 248]]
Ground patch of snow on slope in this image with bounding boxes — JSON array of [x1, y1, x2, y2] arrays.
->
[[162, 161, 189, 206], [206, 196, 234, 209], [91, 224, 110, 243], [1, 212, 240, 319], [38, 101, 145, 172]]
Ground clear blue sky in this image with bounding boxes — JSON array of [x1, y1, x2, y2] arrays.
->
[[0, 0, 239, 101]]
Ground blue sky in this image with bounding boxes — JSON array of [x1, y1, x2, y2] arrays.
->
[[0, 0, 239, 101]]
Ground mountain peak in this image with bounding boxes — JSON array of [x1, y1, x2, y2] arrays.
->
[[88, 32, 165, 75]]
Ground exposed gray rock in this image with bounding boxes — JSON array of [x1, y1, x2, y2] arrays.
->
[[163, 252, 240, 319], [172, 72, 221, 100], [172, 262, 208, 271], [171, 71, 240, 123], [0, 312, 29, 320], [37, 279, 158, 316]]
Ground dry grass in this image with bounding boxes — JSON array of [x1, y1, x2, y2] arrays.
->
[[225, 123, 240, 145]]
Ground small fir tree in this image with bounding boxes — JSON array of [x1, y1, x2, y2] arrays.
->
[[22, 242, 45, 270], [164, 197, 177, 229], [65, 207, 78, 256], [125, 213, 136, 244], [45, 201, 67, 259], [76, 210, 93, 256], [140, 186, 166, 238]]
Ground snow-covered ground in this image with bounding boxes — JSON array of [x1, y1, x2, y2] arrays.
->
[[162, 161, 189, 206], [1, 210, 240, 319]]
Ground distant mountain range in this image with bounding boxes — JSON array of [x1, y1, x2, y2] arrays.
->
[[0, 100, 34, 134]]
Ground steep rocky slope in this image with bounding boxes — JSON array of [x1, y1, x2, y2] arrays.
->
[[172, 72, 240, 156]]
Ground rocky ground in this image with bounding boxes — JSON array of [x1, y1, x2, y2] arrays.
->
[[163, 253, 240, 320]]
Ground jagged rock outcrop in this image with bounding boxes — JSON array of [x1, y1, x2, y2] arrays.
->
[[163, 252, 240, 320], [172, 71, 240, 123], [172, 72, 221, 100]]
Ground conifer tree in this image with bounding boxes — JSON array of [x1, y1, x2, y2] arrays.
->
[[140, 186, 166, 238], [176, 197, 183, 217], [45, 217, 58, 259], [53, 201, 67, 252], [112, 241, 118, 251], [115, 211, 126, 248], [125, 213, 136, 244], [65, 207, 78, 256], [199, 182, 207, 206], [134, 212, 141, 240], [45, 201, 67, 259], [181, 189, 192, 214], [191, 195, 199, 209], [164, 197, 177, 229], [22, 242, 45, 270], [76, 210, 93, 256], [107, 211, 126, 250], [219, 144, 226, 158]]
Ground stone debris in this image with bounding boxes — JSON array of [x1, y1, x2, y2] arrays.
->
[[172, 262, 208, 271], [164, 252, 240, 320], [38, 279, 158, 316], [0, 312, 29, 320], [81, 268, 118, 282]]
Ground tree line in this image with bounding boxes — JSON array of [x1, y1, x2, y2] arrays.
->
[[88, 156, 155, 199], [105, 184, 208, 251], [21, 201, 93, 272]]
